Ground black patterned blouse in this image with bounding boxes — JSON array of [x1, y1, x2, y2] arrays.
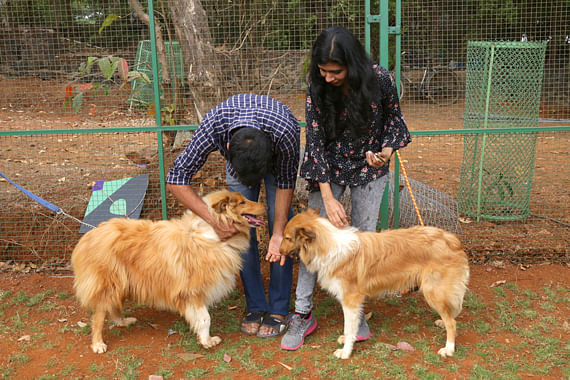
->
[[300, 64, 411, 191]]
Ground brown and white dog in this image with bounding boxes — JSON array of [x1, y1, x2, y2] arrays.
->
[[280, 209, 469, 359], [71, 190, 265, 354]]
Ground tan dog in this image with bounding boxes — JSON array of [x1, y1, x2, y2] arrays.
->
[[280, 209, 469, 359], [71, 190, 265, 354]]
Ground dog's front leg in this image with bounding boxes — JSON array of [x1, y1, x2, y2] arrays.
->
[[184, 305, 222, 349], [334, 305, 360, 359]]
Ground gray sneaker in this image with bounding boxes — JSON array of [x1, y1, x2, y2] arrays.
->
[[356, 312, 370, 341], [280, 312, 317, 350]]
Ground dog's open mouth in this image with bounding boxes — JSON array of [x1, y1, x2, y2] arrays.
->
[[243, 214, 266, 227]]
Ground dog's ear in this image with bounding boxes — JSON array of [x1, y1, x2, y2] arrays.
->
[[210, 195, 230, 213], [306, 208, 320, 216], [297, 226, 316, 243]]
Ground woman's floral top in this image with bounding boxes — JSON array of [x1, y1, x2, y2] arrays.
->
[[300, 64, 411, 191]]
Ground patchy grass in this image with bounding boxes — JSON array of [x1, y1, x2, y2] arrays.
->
[[0, 265, 568, 379]]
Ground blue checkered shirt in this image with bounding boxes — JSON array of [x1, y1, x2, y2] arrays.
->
[[166, 94, 300, 189]]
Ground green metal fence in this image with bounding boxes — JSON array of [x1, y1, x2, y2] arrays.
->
[[1, 0, 568, 269]]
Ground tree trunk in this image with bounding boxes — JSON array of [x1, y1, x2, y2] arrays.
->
[[167, 0, 225, 124]]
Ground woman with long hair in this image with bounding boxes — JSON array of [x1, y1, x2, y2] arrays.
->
[[281, 26, 411, 351]]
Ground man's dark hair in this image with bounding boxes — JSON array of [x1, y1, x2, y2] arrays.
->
[[229, 127, 273, 187]]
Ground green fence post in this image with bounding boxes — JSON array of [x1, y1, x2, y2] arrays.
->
[[147, 0, 168, 220], [367, 0, 402, 230]]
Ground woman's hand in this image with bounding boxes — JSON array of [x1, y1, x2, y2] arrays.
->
[[366, 148, 393, 168], [324, 197, 348, 228]]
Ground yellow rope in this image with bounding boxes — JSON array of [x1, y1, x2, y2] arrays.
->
[[396, 150, 424, 227]]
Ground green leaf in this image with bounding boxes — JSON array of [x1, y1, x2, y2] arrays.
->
[[79, 57, 98, 75], [72, 93, 83, 113], [128, 71, 151, 84], [99, 14, 119, 35], [97, 57, 120, 80]]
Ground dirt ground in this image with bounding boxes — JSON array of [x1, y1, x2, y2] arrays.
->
[[0, 263, 568, 379]]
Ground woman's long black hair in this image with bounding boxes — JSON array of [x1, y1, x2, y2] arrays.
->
[[309, 26, 380, 141]]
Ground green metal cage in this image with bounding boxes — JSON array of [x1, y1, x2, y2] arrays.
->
[[129, 40, 185, 108], [458, 41, 548, 221]]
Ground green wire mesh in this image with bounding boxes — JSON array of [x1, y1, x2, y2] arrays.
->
[[458, 41, 548, 221]]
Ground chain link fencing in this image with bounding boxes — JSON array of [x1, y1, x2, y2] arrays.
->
[[1, 0, 568, 270]]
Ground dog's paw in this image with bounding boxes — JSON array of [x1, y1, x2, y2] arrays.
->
[[434, 319, 445, 328], [334, 348, 352, 359], [200, 335, 222, 349], [337, 335, 345, 344], [91, 342, 107, 354], [437, 343, 455, 358]]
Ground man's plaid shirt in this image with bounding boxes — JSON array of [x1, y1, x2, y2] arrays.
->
[[166, 94, 300, 189]]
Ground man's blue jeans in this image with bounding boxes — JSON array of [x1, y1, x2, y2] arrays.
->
[[226, 170, 293, 317]]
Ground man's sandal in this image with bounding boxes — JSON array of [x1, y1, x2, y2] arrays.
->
[[240, 311, 265, 335], [257, 315, 287, 338]]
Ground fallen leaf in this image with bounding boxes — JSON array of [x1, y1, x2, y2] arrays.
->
[[365, 311, 373, 320], [278, 361, 292, 370], [490, 260, 506, 269], [77, 321, 87, 328], [57, 318, 67, 323], [177, 353, 204, 362], [396, 341, 415, 351], [490, 280, 506, 287], [223, 353, 232, 363], [18, 335, 31, 342], [385, 343, 398, 351]]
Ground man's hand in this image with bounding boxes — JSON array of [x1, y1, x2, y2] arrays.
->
[[167, 184, 239, 241], [212, 219, 238, 241], [265, 234, 287, 265]]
